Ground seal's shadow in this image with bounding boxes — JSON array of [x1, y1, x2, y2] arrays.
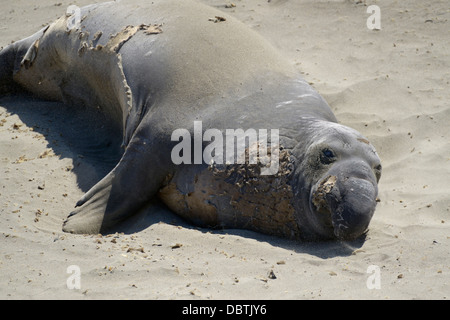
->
[[0, 92, 123, 192], [1, 92, 365, 258], [112, 199, 367, 258]]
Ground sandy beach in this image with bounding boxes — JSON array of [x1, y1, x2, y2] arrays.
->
[[0, 0, 449, 300]]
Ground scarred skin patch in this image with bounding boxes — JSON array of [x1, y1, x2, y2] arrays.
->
[[357, 138, 370, 145], [106, 24, 162, 52], [158, 148, 301, 239], [20, 25, 50, 69], [311, 175, 337, 214], [76, 24, 163, 55]]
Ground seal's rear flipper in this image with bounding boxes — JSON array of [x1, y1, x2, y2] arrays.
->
[[0, 45, 18, 94], [0, 27, 49, 94]]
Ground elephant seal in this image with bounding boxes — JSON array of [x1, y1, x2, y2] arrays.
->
[[0, 0, 381, 240]]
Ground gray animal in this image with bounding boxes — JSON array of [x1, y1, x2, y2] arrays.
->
[[0, 0, 381, 240]]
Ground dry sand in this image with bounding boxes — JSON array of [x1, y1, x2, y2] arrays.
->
[[0, 0, 449, 299]]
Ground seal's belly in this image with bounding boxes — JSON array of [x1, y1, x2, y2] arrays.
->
[[158, 150, 301, 239]]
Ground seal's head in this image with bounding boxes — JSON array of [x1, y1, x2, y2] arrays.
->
[[293, 121, 382, 240]]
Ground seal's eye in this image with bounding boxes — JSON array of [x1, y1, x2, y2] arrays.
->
[[320, 148, 335, 165]]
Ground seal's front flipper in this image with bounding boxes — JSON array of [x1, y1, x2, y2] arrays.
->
[[62, 171, 114, 234], [62, 167, 160, 234], [62, 133, 171, 234]]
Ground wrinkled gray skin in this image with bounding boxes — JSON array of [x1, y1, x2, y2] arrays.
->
[[0, 0, 381, 240]]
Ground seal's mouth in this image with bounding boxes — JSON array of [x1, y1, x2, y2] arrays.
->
[[310, 174, 377, 240]]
